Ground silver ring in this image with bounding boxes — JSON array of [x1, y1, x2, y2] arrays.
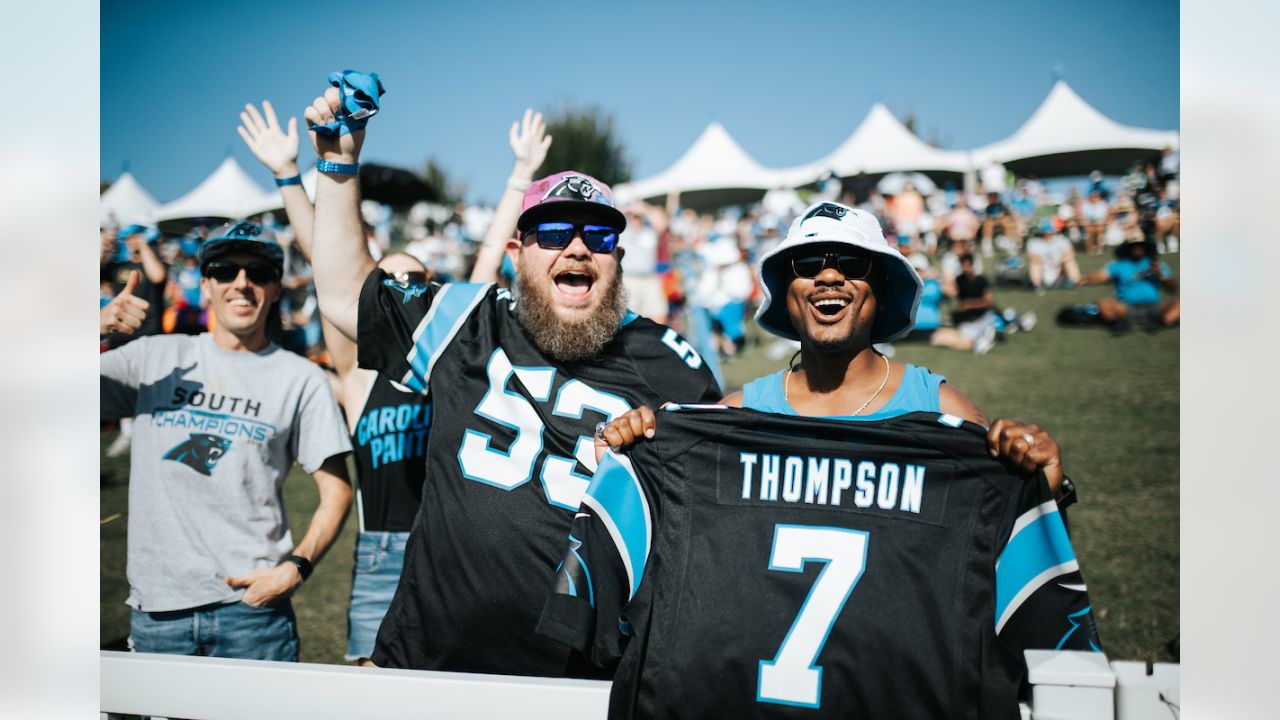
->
[[595, 421, 608, 440], [1022, 433, 1036, 447]]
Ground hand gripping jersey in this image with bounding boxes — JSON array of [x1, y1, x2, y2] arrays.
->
[[538, 406, 1100, 719], [357, 273, 722, 676]]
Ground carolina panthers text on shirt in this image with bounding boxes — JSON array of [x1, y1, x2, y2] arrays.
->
[[726, 450, 948, 524], [356, 402, 431, 469]]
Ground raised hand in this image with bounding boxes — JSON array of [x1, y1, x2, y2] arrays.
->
[[303, 87, 364, 163], [509, 109, 553, 181], [237, 100, 300, 177], [100, 270, 151, 336]]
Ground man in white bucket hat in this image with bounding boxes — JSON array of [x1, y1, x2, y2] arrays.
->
[[597, 201, 1076, 502]]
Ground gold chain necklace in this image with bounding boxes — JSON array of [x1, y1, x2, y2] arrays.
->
[[785, 354, 892, 417]]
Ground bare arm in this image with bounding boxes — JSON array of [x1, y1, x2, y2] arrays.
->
[[291, 454, 354, 567], [133, 235, 167, 285], [321, 314, 358, 379], [938, 384, 988, 425], [1078, 268, 1110, 286], [238, 101, 316, 257], [471, 109, 553, 282], [305, 87, 375, 341], [224, 454, 352, 606]]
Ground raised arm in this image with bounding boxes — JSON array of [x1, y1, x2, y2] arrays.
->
[[238, 100, 316, 257], [132, 233, 167, 285], [470, 109, 553, 282], [304, 87, 375, 341]]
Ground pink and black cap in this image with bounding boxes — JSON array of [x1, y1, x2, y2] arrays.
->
[[516, 171, 628, 235]]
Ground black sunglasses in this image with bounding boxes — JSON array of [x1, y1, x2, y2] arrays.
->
[[203, 261, 281, 284], [790, 251, 874, 280], [521, 222, 620, 253]]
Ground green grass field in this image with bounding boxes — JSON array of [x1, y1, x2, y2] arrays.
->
[[101, 252, 1178, 665]]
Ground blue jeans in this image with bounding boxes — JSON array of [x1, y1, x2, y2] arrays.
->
[[129, 599, 299, 661], [347, 531, 409, 661]]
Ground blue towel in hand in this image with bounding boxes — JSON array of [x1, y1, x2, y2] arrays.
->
[[310, 70, 385, 137]]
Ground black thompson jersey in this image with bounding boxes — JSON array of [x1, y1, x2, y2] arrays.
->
[[349, 372, 431, 533], [357, 272, 721, 676], [538, 406, 1100, 719]]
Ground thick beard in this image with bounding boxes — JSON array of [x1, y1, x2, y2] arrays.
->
[[516, 268, 627, 363]]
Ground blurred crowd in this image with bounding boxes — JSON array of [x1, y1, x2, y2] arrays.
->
[[100, 146, 1180, 374]]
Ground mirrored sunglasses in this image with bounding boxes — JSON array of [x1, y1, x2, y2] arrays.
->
[[523, 222, 620, 253]]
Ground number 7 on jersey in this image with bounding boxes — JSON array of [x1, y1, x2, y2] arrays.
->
[[758, 525, 869, 708]]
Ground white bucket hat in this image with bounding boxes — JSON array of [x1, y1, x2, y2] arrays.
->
[[755, 201, 922, 343]]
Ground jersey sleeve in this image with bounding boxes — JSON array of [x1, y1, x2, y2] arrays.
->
[[538, 451, 654, 669], [356, 269, 493, 394], [99, 336, 148, 421], [627, 321, 723, 404], [994, 474, 1102, 654]]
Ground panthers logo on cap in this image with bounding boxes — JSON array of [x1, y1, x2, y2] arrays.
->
[[222, 222, 264, 240], [803, 203, 851, 222], [163, 433, 232, 476], [543, 174, 599, 203]]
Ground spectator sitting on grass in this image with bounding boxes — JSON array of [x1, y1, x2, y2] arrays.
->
[[1026, 219, 1081, 294], [1081, 188, 1109, 255], [981, 191, 1020, 257], [898, 255, 994, 354], [939, 235, 983, 297], [1079, 236, 1179, 335], [947, 253, 1000, 354]]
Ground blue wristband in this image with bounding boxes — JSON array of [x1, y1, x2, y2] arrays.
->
[[316, 160, 359, 176], [274, 174, 302, 187]]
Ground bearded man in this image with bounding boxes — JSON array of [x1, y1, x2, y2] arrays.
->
[[303, 85, 720, 676]]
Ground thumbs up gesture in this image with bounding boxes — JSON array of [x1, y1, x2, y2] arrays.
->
[[100, 270, 151, 336]]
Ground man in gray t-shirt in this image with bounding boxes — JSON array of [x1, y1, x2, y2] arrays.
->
[[100, 221, 352, 661]]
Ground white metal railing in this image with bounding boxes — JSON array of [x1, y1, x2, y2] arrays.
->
[[101, 650, 1179, 719], [100, 651, 609, 720]]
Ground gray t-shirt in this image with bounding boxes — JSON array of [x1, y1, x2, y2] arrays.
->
[[101, 333, 351, 612]]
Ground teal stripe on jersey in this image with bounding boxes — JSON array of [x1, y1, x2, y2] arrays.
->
[[995, 503, 1077, 632], [584, 453, 652, 599], [404, 283, 490, 388]]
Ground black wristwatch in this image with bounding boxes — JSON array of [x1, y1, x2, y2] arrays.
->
[[285, 554, 314, 581], [1056, 475, 1077, 510]]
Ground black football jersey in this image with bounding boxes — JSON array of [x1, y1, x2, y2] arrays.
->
[[349, 372, 431, 533], [356, 271, 722, 676], [538, 405, 1100, 719]]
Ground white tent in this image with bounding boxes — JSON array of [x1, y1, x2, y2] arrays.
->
[[239, 168, 319, 217], [615, 122, 781, 207], [154, 157, 274, 224], [970, 80, 1179, 176], [774, 103, 970, 186], [100, 171, 159, 227]]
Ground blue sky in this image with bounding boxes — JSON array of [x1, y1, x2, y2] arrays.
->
[[102, 0, 1178, 205]]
